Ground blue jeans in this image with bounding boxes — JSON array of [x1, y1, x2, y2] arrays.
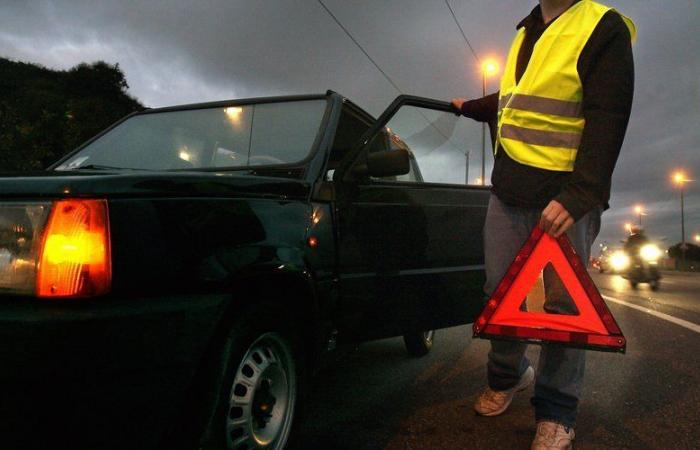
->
[[483, 193, 602, 427]]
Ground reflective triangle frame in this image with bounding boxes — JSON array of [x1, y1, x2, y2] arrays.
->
[[473, 225, 626, 353]]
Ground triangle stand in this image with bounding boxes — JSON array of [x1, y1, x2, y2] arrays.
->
[[473, 225, 626, 353]]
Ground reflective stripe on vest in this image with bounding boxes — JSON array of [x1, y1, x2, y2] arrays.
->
[[499, 94, 583, 119], [495, 0, 636, 172], [500, 124, 582, 149]]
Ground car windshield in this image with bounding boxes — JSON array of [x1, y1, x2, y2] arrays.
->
[[54, 99, 328, 171]]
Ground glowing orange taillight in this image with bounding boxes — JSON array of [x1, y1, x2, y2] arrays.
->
[[36, 199, 111, 298]]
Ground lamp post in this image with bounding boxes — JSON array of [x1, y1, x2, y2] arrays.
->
[[673, 171, 691, 267], [480, 59, 499, 186], [634, 204, 644, 226], [464, 150, 469, 185]]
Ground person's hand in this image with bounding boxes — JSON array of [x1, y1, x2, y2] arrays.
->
[[539, 200, 574, 238], [451, 97, 467, 112]]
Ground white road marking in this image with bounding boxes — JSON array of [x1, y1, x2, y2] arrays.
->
[[602, 294, 700, 334]]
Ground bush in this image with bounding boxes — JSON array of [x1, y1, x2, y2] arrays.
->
[[0, 58, 144, 171]]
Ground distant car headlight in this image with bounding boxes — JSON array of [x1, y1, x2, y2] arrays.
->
[[610, 251, 630, 271], [640, 244, 662, 262]]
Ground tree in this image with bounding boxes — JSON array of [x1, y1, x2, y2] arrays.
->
[[0, 58, 144, 172], [667, 242, 700, 262]]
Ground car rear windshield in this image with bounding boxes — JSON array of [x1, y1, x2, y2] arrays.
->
[[55, 99, 328, 171]]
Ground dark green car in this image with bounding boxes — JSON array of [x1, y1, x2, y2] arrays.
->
[[0, 91, 489, 449]]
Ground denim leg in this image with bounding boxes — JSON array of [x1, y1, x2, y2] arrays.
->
[[532, 207, 602, 427], [483, 194, 540, 390]]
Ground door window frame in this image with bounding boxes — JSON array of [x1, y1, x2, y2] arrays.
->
[[333, 95, 486, 189]]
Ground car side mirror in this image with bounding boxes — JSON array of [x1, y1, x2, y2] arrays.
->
[[351, 148, 410, 178]]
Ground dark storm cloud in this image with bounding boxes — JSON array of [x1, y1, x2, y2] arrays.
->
[[1, 0, 698, 246]]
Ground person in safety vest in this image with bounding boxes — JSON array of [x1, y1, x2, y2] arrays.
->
[[451, 1, 635, 448]]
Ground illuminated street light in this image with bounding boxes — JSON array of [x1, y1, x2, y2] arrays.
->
[[624, 222, 633, 234], [478, 58, 500, 186], [695, 234, 700, 243], [672, 170, 693, 267], [481, 60, 500, 77]]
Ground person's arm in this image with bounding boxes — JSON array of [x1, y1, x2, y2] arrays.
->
[[541, 12, 634, 236], [451, 92, 499, 122], [554, 12, 635, 222]]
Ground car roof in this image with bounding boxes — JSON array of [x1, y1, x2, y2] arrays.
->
[[135, 90, 376, 120]]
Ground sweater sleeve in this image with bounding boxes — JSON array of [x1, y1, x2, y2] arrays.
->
[[460, 92, 500, 122], [554, 11, 635, 221]]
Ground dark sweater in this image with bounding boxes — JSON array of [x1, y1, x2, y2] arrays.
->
[[460, 2, 634, 221]]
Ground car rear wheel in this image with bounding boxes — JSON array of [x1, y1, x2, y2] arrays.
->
[[403, 330, 435, 357]]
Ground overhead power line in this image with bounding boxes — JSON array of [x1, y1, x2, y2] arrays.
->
[[444, 0, 481, 64], [316, 0, 403, 94], [316, 0, 464, 157]]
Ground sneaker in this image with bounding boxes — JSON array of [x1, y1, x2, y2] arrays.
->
[[531, 421, 575, 450], [474, 366, 534, 416]]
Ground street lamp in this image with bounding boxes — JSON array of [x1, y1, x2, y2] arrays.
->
[[695, 234, 700, 243], [480, 59, 500, 186], [624, 222, 633, 234], [672, 171, 692, 267], [634, 204, 644, 226]]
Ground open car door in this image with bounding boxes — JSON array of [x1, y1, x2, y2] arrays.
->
[[331, 95, 491, 343]]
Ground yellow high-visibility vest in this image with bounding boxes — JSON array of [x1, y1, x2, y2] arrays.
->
[[496, 0, 636, 172]]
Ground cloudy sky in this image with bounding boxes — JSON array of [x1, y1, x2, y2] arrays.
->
[[1, 0, 699, 248]]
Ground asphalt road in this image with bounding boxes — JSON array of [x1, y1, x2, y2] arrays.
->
[[297, 270, 700, 449]]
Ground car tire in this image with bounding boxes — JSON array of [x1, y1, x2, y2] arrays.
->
[[403, 330, 435, 357], [199, 302, 307, 450], [630, 280, 638, 289], [650, 280, 660, 291]]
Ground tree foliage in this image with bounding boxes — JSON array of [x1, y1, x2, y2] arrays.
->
[[668, 242, 700, 261], [0, 58, 143, 171]]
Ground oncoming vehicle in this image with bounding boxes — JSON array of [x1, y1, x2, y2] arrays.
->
[[602, 228, 662, 290], [0, 92, 489, 449], [622, 241, 662, 290], [594, 245, 627, 274], [605, 248, 630, 274]]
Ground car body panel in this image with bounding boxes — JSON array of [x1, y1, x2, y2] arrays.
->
[[333, 181, 488, 342], [0, 293, 227, 449]]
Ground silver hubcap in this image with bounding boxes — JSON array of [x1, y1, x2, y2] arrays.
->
[[226, 332, 297, 450], [423, 330, 435, 344]]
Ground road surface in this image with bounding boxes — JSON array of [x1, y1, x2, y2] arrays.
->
[[297, 270, 700, 449]]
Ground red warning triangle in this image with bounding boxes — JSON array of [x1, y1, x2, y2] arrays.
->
[[473, 225, 626, 353]]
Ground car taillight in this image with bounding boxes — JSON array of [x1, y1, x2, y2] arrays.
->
[[36, 199, 111, 298]]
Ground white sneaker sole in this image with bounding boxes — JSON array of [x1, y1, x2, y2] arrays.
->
[[476, 366, 535, 417]]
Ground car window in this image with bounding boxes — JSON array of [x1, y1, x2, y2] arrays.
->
[[364, 129, 423, 184], [325, 106, 371, 181], [56, 99, 328, 172], [378, 105, 486, 186]]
